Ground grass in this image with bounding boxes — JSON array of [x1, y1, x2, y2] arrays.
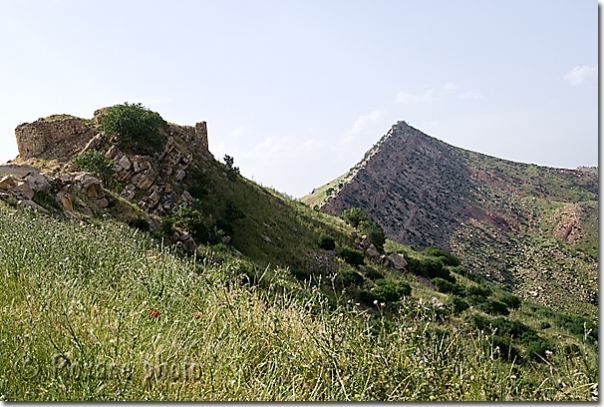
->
[[0, 202, 597, 401]]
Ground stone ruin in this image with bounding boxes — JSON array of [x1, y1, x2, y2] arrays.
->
[[13, 109, 211, 160]]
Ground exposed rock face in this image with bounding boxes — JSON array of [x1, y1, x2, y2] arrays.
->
[[304, 120, 599, 315], [15, 117, 91, 159]]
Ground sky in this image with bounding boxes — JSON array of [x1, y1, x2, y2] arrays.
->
[[0, 0, 598, 198]]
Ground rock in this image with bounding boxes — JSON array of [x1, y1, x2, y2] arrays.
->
[[263, 222, 273, 230], [25, 173, 50, 191], [56, 190, 74, 212], [212, 257, 225, 265], [132, 156, 152, 173], [98, 198, 109, 208], [388, 252, 408, 271], [180, 190, 192, 203], [174, 169, 186, 181], [358, 264, 367, 271], [351, 230, 358, 237], [416, 276, 436, 290], [222, 235, 232, 245], [63, 210, 81, 221], [261, 235, 272, 242], [13, 181, 34, 200], [430, 297, 444, 308], [0, 176, 16, 190], [131, 172, 155, 189], [17, 199, 48, 213], [81, 133, 103, 153], [359, 235, 369, 250], [326, 250, 337, 256], [231, 248, 243, 257], [365, 243, 381, 260], [117, 155, 132, 171], [73, 173, 104, 199], [120, 184, 136, 201], [0, 163, 38, 178], [147, 187, 162, 207], [105, 145, 120, 159]]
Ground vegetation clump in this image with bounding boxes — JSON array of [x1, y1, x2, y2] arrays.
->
[[339, 247, 365, 266], [71, 150, 115, 186], [317, 234, 336, 250], [101, 102, 168, 154]]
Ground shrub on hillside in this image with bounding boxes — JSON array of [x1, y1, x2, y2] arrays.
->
[[466, 284, 492, 298], [446, 296, 469, 314], [423, 246, 461, 267], [318, 234, 336, 250], [359, 279, 411, 305], [431, 278, 466, 296], [101, 102, 168, 154], [291, 268, 312, 282], [340, 207, 370, 228], [72, 150, 114, 186], [499, 293, 522, 309], [335, 269, 364, 289], [476, 300, 510, 316], [339, 247, 364, 266], [364, 268, 384, 281], [128, 217, 150, 232]]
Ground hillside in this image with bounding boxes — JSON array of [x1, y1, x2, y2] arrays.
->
[[0, 105, 598, 401], [302, 121, 598, 318]]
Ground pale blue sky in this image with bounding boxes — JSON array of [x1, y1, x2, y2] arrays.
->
[[0, 0, 598, 197]]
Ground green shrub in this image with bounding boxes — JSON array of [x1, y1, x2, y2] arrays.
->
[[477, 300, 509, 316], [554, 313, 598, 343], [359, 220, 386, 252], [318, 234, 336, 250], [32, 190, 62, 212], [491, 335, 520, 362], [359, 280, 411, 305], [214, 218, 234, 236], [335, 269, 364, 289], [339, 247, 364, 266], [364, 268, 384, 281], [340, 207, 370, 228], [467, 272, 483, 283], [291, 268, 312, 282], [466, 294, 488, 306], [72, 150, 114, 186], [424, 246, 461, 267], [432, 277, 454, 293], [499, 293, 522, 309], [466, 284, 492, 298], [174, 206, 216, 244], [128, 217, 150, 232], [539, 321, 551, 330], [446, 296, 469, 314], [101, 102, 168, 154]]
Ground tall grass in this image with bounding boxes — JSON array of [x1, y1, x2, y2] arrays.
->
[[0, 203, 597, 400]]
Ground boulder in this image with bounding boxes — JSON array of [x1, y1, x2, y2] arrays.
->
[[56, 190, 74, 212], [174, 169, 186, 181], [80, 133, 103, 153], [120, 184, 136, 201], [416, 276, 436, 290], [13, 181, 34, 200], [25, 173, 50, 191], [117, 155, 132, 172], [388, 252, 408, 271], [430, 297, 444, 309], [73, 173, 104, 199], [0, 176, 16, 191], [0, 163, 38, 178], [131, 172, 155, 189], [17, 199, 48, 213], [365, 243, 381, 260], [222, 235, 232, 245]]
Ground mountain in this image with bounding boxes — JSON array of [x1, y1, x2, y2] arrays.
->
[[0, 107, 598, 401], [302, 121, 598, 318]]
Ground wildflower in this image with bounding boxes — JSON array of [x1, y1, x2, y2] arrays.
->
[[545, 350, 553, 357], [149, 309, 160, 318], [380, 302, 386, 308], [195, 313, 201, 319], [510, 375, 517, 380], [373, 300, 378, 305]]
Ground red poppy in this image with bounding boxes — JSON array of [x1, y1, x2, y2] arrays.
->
[[149, 309, 160, 317], [195, 313, 201, 319]]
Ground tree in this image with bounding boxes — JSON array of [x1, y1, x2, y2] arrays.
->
[[101, 102, 168, 154]]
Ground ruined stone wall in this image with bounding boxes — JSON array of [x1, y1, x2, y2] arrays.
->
[[15, 118, 91, 160]]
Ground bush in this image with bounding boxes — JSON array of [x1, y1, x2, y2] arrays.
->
[[423, 246, 461, 267], [477, 300, 509, 316], [335, 269, 364, 289], [466, 284, 492, 298], [129, 217, 150, 232], [446, 296, 469, 314], [359, 280, 411, 305], [317, 234, 336, 250], [340, 207, 370, 228], [499, 293, 522, 309], [291, 268, 312, 282], [554, 313, 598, 343], [467, 272, 483, 283], [364, 268, 384, 281], [214, 218, 234, 236], [72, 150, 114, 186], [359, 221, 386, 252], [431, 278, 465, 296], [539, 321, 551, 330], [101, 102, 168, 154], [339, 247, 364, 266]]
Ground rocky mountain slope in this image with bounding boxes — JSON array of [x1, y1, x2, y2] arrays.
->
[[302, 121, 598, 317]]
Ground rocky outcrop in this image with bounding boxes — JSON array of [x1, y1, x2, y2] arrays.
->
[[15, 117, 91, 160]]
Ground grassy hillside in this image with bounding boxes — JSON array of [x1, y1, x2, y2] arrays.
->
[[0, 200, 598, 401]]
